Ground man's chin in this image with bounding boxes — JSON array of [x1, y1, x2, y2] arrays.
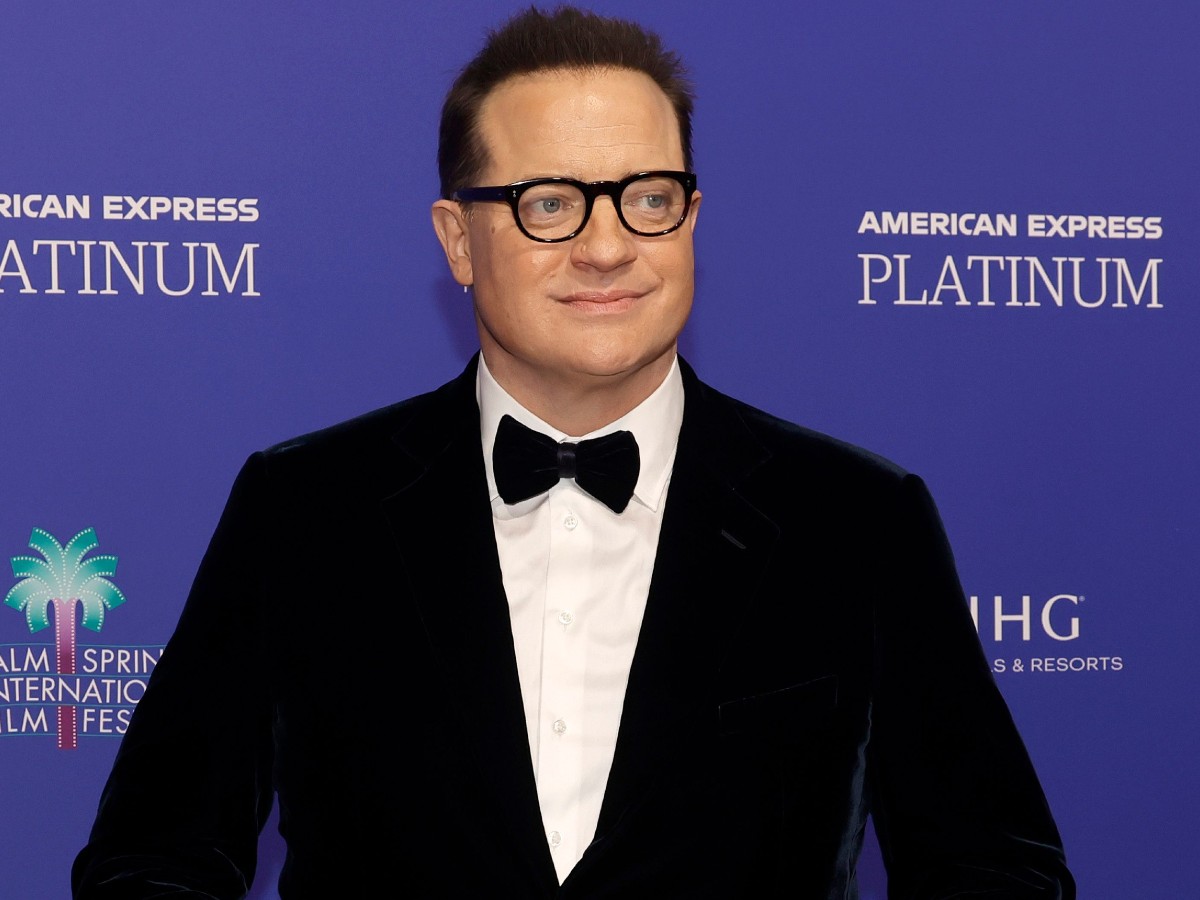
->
[[569, 346, 678, 385]]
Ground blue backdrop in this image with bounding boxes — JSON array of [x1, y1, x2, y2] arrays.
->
[[2, 2, 1196, 897]]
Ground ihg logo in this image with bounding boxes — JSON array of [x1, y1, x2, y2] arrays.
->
[[969, 593, 1081, 642]]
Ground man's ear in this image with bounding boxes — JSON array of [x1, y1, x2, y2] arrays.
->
[[431, 200, 474, 286], [687, 190, 702, 234]]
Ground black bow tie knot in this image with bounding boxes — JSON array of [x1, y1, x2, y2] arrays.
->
[[493, 414, 640, 514]]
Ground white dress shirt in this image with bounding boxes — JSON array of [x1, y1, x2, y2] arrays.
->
[[477, 355, 685, 884]]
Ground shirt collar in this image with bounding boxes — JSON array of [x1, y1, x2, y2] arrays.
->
[[477, 354, 684, 513]]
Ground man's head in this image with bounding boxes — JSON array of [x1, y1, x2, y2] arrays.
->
[[437, 6, 694, 201], [431, 7, 702, 431]]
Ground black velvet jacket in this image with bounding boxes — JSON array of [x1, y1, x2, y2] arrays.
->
[[74, 358, 1074, 898]]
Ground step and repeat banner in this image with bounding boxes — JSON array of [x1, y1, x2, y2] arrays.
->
[[2, 2, 1195, 897]]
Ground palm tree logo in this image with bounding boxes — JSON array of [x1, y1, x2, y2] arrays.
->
[[5, 527, 126, 749]]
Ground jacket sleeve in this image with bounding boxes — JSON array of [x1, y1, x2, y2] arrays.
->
[[73, 455, 276, 900], [868, 474, 1075, 899]]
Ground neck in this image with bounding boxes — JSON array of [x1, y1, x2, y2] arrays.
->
[[481, 347, 675, 436]]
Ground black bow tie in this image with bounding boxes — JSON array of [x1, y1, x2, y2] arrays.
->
[[492, 414, 641, 514]]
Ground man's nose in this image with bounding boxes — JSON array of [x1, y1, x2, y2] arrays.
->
[[571, 197, 638, 271]]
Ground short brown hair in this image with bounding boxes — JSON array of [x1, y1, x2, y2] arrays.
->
[[438, 5, 694, 199]]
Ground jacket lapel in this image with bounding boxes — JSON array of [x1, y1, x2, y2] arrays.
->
[[589, 361, 781, 847], [379, 361, 557, 894]]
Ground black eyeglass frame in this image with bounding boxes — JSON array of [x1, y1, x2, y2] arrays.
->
[[452, 170, 698, 243]]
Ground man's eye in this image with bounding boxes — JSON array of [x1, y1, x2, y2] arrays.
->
[[521, 193, 573, 219], [626, 190, 674, 214]]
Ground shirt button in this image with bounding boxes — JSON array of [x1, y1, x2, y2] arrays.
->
[[548, 830, 562, 848], [557, 610, 574, 626], [552, 718, 567, 735], [563, 512, 579, 530]]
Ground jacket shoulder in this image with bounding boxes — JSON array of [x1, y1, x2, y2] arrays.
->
[[693, 375, 911, 494], [252, 363, 476, 493]]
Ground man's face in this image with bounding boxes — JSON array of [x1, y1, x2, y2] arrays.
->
[[433, 68, 700, 408]]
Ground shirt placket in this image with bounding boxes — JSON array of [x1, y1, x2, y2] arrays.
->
[[537, 483, 591, 878]]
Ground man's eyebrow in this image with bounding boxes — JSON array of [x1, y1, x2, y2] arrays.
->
[[511, 171, 656, 183], [518, 172, 583, 181]]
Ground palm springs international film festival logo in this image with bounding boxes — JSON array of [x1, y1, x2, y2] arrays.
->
[[2, 527, 162, 749]]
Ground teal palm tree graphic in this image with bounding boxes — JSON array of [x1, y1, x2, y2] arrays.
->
[[5, 527, 125, 749]]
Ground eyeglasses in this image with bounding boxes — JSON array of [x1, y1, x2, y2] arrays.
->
[[453, 170, 697, 243]]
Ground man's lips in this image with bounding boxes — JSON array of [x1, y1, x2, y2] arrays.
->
[[557, 289, 647, 311]]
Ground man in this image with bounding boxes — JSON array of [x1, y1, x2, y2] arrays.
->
[[74, 7, 1073, 898]]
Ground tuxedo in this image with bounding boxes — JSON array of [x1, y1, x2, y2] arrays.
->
[[74, 357, 1073, 899]]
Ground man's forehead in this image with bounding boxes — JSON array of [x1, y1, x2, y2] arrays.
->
[[483, 67, 672, 117], [475, 67, 683, 178]]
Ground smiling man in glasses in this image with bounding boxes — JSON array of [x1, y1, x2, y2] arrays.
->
[[75, 7, 1073, 899], [432, 62, 699, 440]]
